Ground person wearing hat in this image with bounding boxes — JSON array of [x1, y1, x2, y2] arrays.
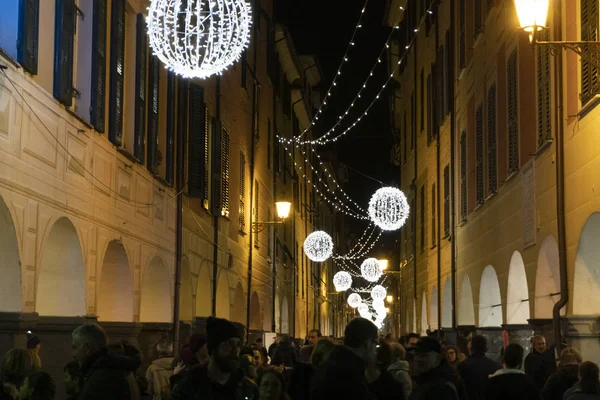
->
[[26, 332, 41, 355], [457, 335, 501, 400], [409, 337, 463, 400], [171, 317, 259, 400]]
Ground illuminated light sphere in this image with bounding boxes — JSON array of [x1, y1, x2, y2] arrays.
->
[[146, 0, 252, 79], [358, 303, 370, 316], [304, 231, 334, 262], [371, 285, 387, 302], [368, 187, 410, 231], [347, 293, 362, 308], [372, 299, 386, 313], [333, 271, 352, 292], [360, 258, 382, 282]]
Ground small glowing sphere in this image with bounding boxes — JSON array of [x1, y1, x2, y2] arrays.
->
[[358, 303, 369, 315], [361, 258, 382, 282], [372, 299, 386, 313], [347, 293, 362, 308], [333, 271, 352, 292], [304, 231, 334, 262], [371, 285, 387, 301], [368, 187, 410, 231]]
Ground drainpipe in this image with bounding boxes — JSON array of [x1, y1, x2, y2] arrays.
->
[[412, 34, 419, 314], [435, 4, 442, 340], [551, 0, 567, 352], [449, 0, 457, 332], [212, 77, 221, 317], [272, 47, 278, 334]]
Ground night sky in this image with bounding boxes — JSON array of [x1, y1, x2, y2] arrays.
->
[[276, 0, 399, 250]]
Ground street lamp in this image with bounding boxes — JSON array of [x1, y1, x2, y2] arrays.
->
[[252, 201, 291, 232], [386, 295, 394, 303], [378, 259, 389, 271], [514, 0, 600, 68]]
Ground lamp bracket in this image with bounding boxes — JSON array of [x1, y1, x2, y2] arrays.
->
[[252, 220, 282, 233], [535, 40, 600, 70]]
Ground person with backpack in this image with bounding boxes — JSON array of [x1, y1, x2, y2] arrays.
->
[[146, 340, 174, 400]]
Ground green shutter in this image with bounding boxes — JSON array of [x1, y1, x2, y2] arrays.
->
[[108, 0, 125, 146], [91, 0, 107, 132], [460, 131, 467, 221], [166, 73, 176, 185], [487, 83, 497, 194], [475, 104, 484, 205], [134, 13, 147, 163], [188, 83, 205, 198], [53, 0, 75, 106], [146, 55, 160, 174], [18, 0, 39, 75], [507, 49, 519, 173]]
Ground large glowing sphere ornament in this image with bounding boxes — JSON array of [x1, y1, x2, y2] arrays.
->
[[360, 258, 382, 282], [347, 293, 362, 308], [333, 271, 352, 292], [304, 231, 334, 262], [368, 187, 410, 231], [146, 0, 252, 79], [371, 285, 387, 302]]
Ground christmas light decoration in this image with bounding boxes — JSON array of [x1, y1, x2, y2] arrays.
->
[[347, 293, 362, 308], [368, 187, 410, 231], [371, 285, 387, 302], [361, 258, 382, 282], [304, 231, 334, 262], [333, 271, 352, 292], [358, 303, 371, 319], [146, 0, 252, 79]]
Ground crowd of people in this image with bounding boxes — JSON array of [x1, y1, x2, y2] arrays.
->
[[1, 317, 600, 400]]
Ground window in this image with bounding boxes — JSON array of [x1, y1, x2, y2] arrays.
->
[[221, 128, 230, 217], [188, 84, 207, 199], [165, 73, 176, 185], [537, 29, 551, 146], [282, 75, 291, 118], [147, 55, 160, 174], [431, 184, 436, 247], [134, 14, 147, 162], [239, 152, 246, 231], [420, 185, 425, 252], [460, 130, 467, 222], [54, 0, 76, 106], [241, 51, 247, 89], [91, 0, 107, 133], [254, 180, 259, 248], [475, 104, 484, 205], [581, 0, 599, 105], [487, 83, 497, 194], [411, 94, 415, 150], [176, 78, 188, 183], [459, 0, 466, 70], [443, 165, 450, 236], [474, 0, 483, 36], [267, 207, 272, 258], [507, 49, 519, 174], [444, 32, 451, 115], [203, 106, 210, 209], [403, 111, 408, 162], [107, 0, 125, 145], [426, 74, 432, 145], [211, 118, 222, 214], [420, 69, 425, 132], [267, 119, 272, 169], [294, 172, 299, 212], [1, 0, 38, 73]]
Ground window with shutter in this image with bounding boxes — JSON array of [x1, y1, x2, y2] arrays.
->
[[107, 0, 125, 146], [537, 30, 552, 147], [177, 78, 188, 185], [474, 0, 483, 36], [241, 51, 247, 89], [427, 74, 432, 145], [17, 0, 39, 74], [420, 69, 425, 132], [166, 73, 176, 185], [203, 104, 210, 209], [283, 76, 291, 118], [443, 165, 450, 237], [147, 55, 160, 174], [475, 104, 484, 205], [444, 31, 451, 115], [221, 128, 230, 217], [403, 112, 408, 163], [267, 208, 272, 258], [187, 83, 206, 198], [459, 0, 466, 70], [581, 0, 599, 105], [254, 180, 260, 249], [239, 152, 246, 232], [267, 119, 272, 169], [91, 0, 107, 133], [507, 49, 519, 174], [460, 131, 467, 221], [134, 14, 147, 163], [411, 94, 415, 150], [436, 47, 444, 128], [431, 184, 436, 247], [54, 0, 76, 107], [212, 118, 222, 215], [487, 83, 497, 194], [420, 185, 425, 252]]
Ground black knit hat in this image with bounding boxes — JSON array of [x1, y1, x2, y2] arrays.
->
[[206, 317, 240, 355], [27, 332, 40, 350]]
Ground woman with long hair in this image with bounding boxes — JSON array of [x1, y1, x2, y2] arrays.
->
[[564, 361, 600, 400], [0, 348, 40, 399]]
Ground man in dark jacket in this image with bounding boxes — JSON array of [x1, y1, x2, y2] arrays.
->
[[171, 317, 258, 400], [543, 347, 582, 400], [525, 336, 557, 392], [409, 337, 463, 400], [311, 317, 405, 400], [484, 343, 539, 400], [271, 335, 297, 368], [457, 335, 501, 400], [71, 323, 134, 400]]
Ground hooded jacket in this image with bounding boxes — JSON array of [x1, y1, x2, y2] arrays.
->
[[79, 349, 137, 400], [484, 368, 540, 400], [388, 360, 413, 399], [146, 356, 174, 400]]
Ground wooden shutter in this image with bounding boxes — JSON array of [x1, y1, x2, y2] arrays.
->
[[460, 130, 467, 221], [475, 104, 484, 205], [431, 184, 436, 247], [91, 0, 107, 132], [427, 74, 432, 145], [18, 0, 40, 74], [420, 69, 425, 132], [444, 32, 451, 116], [108, 0, 125, 146], [487, 83, 497, 194], [203, 104, 210, 208], [411, 94, 415, 150], [459, 0, 466, 69], [211, 118, 222, 215], [581, 0, 599, 104], [403, 112, 408, 162], [53, 0, 76, 106], [443, 165, 450, 236], [420, 185, 425, 252], [177, 78, 188, 185], [221, 128, 230, 217], [239, 152, 246, 231], [134, 13, 147, 163], [435, 46, 444, 127], [267, 119, 272, 169], [537, 29, 551, 146], [166, 73, 176, 185], [241, 51, 247, 89], [188, 83, 205, 198], [474, 0, 482, 36], [146, 55, 160, 174], [507, 49, 519, 173], [254, 180, 260, 247]]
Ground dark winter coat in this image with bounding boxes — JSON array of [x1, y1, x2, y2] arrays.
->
[[543, 364, 580, 400], [484, 369, 540, 400], [288, 361, 314, 400], [171, 364, 259, 400], [272, 343, 297, 368], [410, 362, 464, 400], [525, 350, 557, 392], [79, 349, 136, 400], [457, 353, 502, 400], [563, 384, 600, 400], [311, 345, 406, 400]]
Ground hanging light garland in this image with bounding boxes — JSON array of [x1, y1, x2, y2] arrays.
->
[[360, 258, 383, 282], [146, 0, 252, 79], [368, 187, 410, 231], [347, 293, 362, 308], [304, 231, 334, 262], [333, 271, 352, 292]]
